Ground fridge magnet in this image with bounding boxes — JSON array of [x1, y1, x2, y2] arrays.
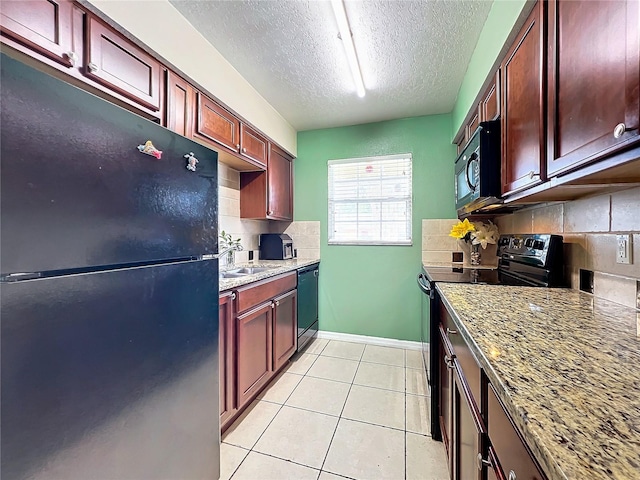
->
[[137, 140, 162, 159], [184, 152, 199, 172]]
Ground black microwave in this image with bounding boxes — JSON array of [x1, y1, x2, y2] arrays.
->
[[454, 120, 501, 215]]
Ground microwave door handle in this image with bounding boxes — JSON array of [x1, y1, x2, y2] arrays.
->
[[465, 152, 478, 192]]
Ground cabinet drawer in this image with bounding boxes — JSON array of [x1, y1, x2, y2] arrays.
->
[[440, 304, 481, 404], [85, 17, 162, 112], [235, 272, 297, 314], [488, 384, 546, 480]]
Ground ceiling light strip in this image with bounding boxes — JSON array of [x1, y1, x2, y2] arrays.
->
[[330, 0, 366, 97]]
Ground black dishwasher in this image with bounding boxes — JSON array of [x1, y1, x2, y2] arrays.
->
[[297, 264, 319, 351]]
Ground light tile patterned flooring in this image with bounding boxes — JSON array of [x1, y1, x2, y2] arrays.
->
[[221, 338, 449, 480]]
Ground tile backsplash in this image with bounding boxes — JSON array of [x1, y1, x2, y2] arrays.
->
[[269, 221, 320, 260], [495, 186, 640, 309], [421, 219, 498, 267]]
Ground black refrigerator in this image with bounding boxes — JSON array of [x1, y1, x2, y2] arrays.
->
[[1, 54, 220, 479]]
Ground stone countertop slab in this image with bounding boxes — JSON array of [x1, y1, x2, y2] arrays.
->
[[435, 283, 640, 480], [219, 259, 320, 292]]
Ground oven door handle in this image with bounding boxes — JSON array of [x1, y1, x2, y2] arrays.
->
[[465, 152, 478, 192], [417, 273, 434, 299]]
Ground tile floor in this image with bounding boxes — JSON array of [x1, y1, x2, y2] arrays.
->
[[220, 338, 449, 480]]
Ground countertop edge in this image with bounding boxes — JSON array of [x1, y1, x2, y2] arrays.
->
[[436, 283, 569, 480], [219, 259, 320, 292]]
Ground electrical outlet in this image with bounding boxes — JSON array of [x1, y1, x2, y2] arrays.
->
[[616, 234, 632, 264]]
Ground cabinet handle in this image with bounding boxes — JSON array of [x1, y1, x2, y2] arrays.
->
[[267, 210, 273, 215], [444, 355, 454, 369], [313, 270, 319, 277], [64, 51, 78, 66], [271, 302, 275, 309], [275, 300, 280, 306], [613, 123, 628, 139], [508, 471, 517, 480], [242, 147, 247, 153], [446, 328, 457, 335], [88, 62, 99, 73], [230, 292, 236, 300], [476, 453, 492, 471], [528, 170, 540, 180], [236, 143, 240, 150]]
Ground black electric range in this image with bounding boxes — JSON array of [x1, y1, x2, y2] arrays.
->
[[417, 234, 565, 440]]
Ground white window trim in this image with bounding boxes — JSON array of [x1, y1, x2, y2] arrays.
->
[[328, 153, 413, 246]]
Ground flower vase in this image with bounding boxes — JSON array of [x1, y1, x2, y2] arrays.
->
[[226, 250, 235, 267], [470, 243, 481, 266]]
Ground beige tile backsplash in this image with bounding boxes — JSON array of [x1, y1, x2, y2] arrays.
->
[[270, 221, 321, 260], [421, 219, 498, 267], [495, 186, 640, 309]]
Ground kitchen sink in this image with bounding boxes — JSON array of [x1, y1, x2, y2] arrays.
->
[[219, 267, 274, 279]]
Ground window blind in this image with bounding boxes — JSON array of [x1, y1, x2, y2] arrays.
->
[[328, 154, 412, 245]]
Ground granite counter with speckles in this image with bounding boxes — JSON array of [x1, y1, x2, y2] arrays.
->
[[436, 283, 640, 480], [219, 259, 320, 291]]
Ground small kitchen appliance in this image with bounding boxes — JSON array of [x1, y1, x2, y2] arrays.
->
[[454, 120, 502, 216], [259, 233, 294, 260], [416, 234, 564, 440]]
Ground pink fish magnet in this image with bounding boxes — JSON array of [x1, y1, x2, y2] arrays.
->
[[137, 140, 162, 159]]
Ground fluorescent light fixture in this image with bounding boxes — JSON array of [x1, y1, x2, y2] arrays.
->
[[331, 0, 366, 97]]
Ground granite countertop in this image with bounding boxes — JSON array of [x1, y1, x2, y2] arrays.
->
[[219, 259, 320, 291], [435, 283, 640, 480]]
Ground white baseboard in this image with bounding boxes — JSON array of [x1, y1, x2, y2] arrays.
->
[[316, 330, 426, 351]]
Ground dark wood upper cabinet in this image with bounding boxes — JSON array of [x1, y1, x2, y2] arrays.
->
[[267, 145, 294, 220], [235, 302, 273, 408], [272, 289, 297, 372], [546, 0, 639, 177], [240, 144, 293, 221], [166, 71, 195, 138], [195, 93, 240, 152], [219, 292, 236, 430], [467, 109, 480, 140], [481, 71, 500, 122], [501, 1, 546, 196], [0, 0, 75, 67], [85, 17, 161, 112], [240, 123, 268, 168]]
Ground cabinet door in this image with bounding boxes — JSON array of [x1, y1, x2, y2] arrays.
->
[[85, 17, 162, 112], [481, 71, 500, 122], [236, 302, 273, 408], [240, 124, 268, 168], [467, 108, 480, 139], [219, 292, 236, 428], [166, 71, 195, 138], [268, 145, 294, 220], [488, 384, 545, 480], [452, 360, 483, 480], [196, 93, 240, 152], [439, 327, 454, 472], [501, 1, 546, 196], [0, 0, 74, 67], [272, 290, 297, 371], [546, 0, 639, 177]]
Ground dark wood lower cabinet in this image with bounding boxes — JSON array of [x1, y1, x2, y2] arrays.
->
[[235, 302, 273, 408], [438, 300, 547, 480], [219, 292, 236, 428], [452, 359, 484, 480], [487, 385, 546, 480], [272, 289, 297, 372]]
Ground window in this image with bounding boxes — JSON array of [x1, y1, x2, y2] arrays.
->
[[328, 154, 412, 245]]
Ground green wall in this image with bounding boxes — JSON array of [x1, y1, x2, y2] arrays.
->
[[451, 0, 529, 138], [295, 115, 455, 341]]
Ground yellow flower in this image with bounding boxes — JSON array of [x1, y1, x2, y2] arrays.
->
[[449, 218, 476, 239]]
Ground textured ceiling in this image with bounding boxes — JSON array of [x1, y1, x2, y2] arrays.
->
[[169, 0, 493, 131]]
